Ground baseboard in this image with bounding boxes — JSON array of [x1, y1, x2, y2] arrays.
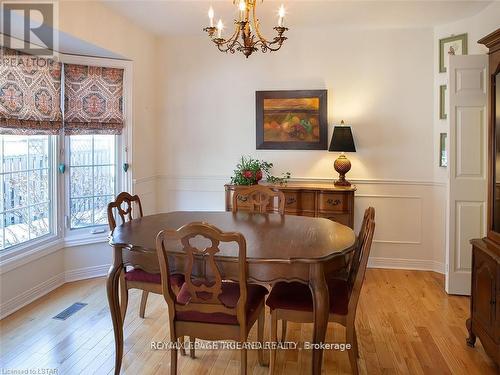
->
[[64, 264, 109, 283], [368, 256, 445, 274], [0, 273, 65, 320], [0, 264, 110, 320]]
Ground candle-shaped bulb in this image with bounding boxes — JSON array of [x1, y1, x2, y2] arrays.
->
[[208, 6, 214, 27], [216, 19, 223, 38], [239, 0, 246, 20], [278, 4, 285, 27]]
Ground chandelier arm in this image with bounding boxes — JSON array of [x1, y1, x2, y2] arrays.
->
[[253, 35, 286, 52], [252, 2, 269, 44], [213, 21, 240, 46]]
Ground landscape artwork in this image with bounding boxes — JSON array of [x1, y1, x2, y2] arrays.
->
[[256, 90, 328, 150]]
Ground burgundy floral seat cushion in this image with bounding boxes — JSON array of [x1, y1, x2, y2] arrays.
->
[[266, 278, 350, 315], [125, 268, 184, 289], [175, 281, 269, 325]]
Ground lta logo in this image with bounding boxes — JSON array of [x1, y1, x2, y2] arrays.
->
[[1, 1, 58, 56]]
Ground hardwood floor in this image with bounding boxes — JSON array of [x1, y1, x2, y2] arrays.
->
[[0, 269, 497, 374]]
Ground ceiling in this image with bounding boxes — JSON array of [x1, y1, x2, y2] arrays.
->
[[102, 0, 492, 36], [0, 7, 125, 59]]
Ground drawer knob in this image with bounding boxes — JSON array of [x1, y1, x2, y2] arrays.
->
[[326, 198, 341, 206], [286, 197, 297, 205], [238, 196, 248, 202]]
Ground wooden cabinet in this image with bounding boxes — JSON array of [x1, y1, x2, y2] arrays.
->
[[468, 239, 500, 366], [225, 182, 356, 229], [467, 28, 500, 368]]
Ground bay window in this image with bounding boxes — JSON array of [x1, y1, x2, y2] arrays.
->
[[0, 48, 129, 256]]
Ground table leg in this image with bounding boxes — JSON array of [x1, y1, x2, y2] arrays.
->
[[309, 263, 329, 375], [107, 246, 124, 375]]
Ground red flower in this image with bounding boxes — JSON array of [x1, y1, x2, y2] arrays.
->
[[243, 170, 253, 179], [255, 170, 263, 181]]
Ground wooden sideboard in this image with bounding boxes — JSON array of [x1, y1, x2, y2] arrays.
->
[[224, 182, 356, 228]]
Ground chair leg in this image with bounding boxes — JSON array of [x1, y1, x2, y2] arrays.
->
[[139, 290, 149, 318], [270, 310, 278, 375], [240, 347, 247, 375], [170, 346, 178, 375], [189, 336, 195, 358], [257, 307, 265, 366], [178, 337, 186, 356], [281, 319, 287, 342], [119, 270, 128, 323], [352, 326, 359, 358], [346, 322, 359, 374]]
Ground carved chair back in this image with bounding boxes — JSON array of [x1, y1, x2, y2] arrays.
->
[[107, 192, 144, 231], [358, 206, 375, 244], [347, 210, 375, 314], [232, 185, 285, 214], [156, 222, 248, 327]]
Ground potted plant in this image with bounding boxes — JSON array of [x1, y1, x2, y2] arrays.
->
[[230, 156, 291, 186]]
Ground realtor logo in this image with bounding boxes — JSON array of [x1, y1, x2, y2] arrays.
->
[[1, 1, 58, 56]]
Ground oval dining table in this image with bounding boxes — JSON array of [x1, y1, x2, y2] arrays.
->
[[108, 211, 356, 375]]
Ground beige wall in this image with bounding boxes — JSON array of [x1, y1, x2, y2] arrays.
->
[[155, 26, 447, 270]]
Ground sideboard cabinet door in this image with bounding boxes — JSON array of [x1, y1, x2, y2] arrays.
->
[[473, 247, 497, 335]]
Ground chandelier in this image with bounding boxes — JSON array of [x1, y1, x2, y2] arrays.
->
[[203, 1, 288, 58]]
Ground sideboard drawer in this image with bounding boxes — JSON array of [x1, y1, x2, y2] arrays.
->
[[318, 192, 351, 212], [283, 191, 315, 212]]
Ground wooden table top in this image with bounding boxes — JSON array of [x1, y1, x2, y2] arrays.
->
[[110, 211, 356, 263]]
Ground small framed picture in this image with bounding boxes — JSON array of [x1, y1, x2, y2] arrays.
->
[[439, 85, 447, 120], [439, 33, 467, 73], [439, 133, 448, 167]]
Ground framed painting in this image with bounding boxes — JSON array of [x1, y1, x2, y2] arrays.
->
[[256, 90, 328, 150], [439, 85, 447, 120], [439, 33, 468, 73], [439, 133, 448, 167]]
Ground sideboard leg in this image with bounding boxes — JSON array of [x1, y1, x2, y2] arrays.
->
[[466, 318, 476, 347]]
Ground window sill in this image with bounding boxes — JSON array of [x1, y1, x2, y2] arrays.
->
[[0, 232, 110, 275], [63, 232, 109, 248]]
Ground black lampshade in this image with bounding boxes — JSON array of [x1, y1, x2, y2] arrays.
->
[[328, 126, 356, 152]]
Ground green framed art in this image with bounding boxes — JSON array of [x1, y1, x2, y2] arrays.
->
[[439, 133, 448, 167], [439, 33, 468, 73], [439, 85, 447, 120]]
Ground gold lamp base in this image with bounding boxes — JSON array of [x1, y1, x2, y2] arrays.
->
[[334, 154, 352, 187]]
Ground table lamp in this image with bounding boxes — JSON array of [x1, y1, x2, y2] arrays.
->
[[328, 120, 356, 186]]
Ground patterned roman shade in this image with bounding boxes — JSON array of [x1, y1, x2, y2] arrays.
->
[[64, 64, 124, 135], [0, 47, 63, 134]]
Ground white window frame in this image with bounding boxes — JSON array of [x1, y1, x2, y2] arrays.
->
[[0, 53, 133, 269], [60, 54, 133, 246]]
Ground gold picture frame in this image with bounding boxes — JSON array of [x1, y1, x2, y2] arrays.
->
[[439, 33, 468, 73]]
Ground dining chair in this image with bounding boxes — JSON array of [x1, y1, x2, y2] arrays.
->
[[107, 192, 185, 321], [232, 184, 285, 214], [266, 207, 376, 375], [156, 222, 269, 375]]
